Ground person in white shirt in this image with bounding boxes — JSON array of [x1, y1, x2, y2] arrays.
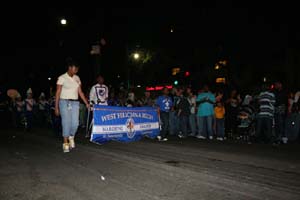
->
[[89, 75, 109, 105], [25, 88, 36, 130], [55, 59, 90, 153], [38, 92, 48, 127], [187, 88, 197, 136]]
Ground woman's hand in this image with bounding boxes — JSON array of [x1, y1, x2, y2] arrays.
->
[[55, 107, 60, 116], [86, 103, 91, 111]]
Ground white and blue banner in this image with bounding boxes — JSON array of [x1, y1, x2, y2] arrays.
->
[[90, 105, 160, 144]]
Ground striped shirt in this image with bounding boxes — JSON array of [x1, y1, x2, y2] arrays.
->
[[258, 91, 276, 118]]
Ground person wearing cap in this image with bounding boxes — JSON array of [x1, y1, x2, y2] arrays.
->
[[24, 88, 36, 130], [55, 59, 90, 153]]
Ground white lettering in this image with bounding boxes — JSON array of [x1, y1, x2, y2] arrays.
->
[[102, 126, 124, 132], [140, 124, 151, 129], [101, 113, 116, 122], [101, 112, 155, 121]]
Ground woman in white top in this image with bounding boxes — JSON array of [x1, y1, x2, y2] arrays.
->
[[55, 59, 89, 153]]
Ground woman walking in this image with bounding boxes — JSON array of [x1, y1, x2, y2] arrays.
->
[[55, 59, 89, 153]]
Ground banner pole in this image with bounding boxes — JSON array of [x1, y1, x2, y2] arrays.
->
[[85, 108, 91, 138]]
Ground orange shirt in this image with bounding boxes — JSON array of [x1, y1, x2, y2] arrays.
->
[[215, 106, 225, 119]]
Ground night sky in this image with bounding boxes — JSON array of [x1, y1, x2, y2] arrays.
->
[[1, 2, 299, 96]]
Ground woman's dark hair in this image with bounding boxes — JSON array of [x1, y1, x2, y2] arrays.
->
[[66, 57, 79, 68]]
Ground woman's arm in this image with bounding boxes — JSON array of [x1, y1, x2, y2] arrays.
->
[[55, 85, 62, 116]]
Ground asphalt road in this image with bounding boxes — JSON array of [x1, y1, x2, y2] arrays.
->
[[1, 128, 300, 200]]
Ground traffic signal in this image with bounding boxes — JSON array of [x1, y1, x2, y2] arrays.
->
[[174, 80, 179, 85], [185, 71, 190, 77]]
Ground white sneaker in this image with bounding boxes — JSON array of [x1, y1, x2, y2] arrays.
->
[[217, 137, 224, 141], [209, 136, 213, 140], [282, 137, 288, 144], [157, 136, 162, 141], [162, 138, 168, 142], [69, 136, 75, 149], [63, 143, 70, 153], [197, 135, 206, 139]]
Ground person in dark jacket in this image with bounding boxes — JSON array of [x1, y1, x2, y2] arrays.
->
[[177, 87, 191, 138]]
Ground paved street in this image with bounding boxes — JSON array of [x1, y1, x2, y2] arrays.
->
[[1, 128, 300, 200]]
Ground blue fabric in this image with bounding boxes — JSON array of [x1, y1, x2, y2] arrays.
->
[[197, 115, 214, 137], [189, 114, 197, 136], [156, 95, 173, 112], [196, 92, 215, 117], [59, 100, 79, 137], [91, 105, 160, 144], [169, 111, 179, 135], [216, 118, 225, 138]]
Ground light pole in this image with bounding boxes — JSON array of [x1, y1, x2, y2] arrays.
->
[[127, 51, 141, 89], [59, 18, 68, 48]]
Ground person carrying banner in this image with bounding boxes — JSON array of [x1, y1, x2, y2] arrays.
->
[[86, 75, 109, 137], [55, 59, 90, 153], [89, 75, 109, 106], [156, 87, 173, 141]]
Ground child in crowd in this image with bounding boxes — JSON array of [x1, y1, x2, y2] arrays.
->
[[215, 101, 225, 141]]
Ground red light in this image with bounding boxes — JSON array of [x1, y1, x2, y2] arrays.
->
[[146, 87, 155, 91], [155, 86, 164, 90], [185, 71, 190, 77]]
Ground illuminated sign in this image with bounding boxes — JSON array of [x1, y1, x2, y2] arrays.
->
[[216, 77, 226, 84], [146, 85, 173, 91], [172, 68, 180, 76]]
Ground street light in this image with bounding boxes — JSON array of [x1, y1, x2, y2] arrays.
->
[[133, 53, 140, 60], [48, 77, 52, 81], [60, 18, 67, 25]]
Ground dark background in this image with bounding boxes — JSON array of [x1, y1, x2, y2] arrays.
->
[[1, 2, 299, 97]]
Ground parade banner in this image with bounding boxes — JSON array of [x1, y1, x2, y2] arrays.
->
[[90, 105, 160, 144]]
